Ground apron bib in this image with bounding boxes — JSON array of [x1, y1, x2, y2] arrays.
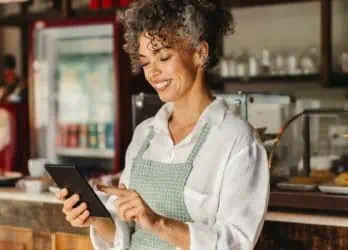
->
[[128, 123, 211, 250]]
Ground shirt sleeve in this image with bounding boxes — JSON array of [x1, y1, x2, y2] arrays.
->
[[90, 191, 132, 250], [90, 120, 149, 250], [187, 141, 270, 250]]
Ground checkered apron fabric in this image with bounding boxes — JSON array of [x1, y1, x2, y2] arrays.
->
[[128, 123, 211, 250]]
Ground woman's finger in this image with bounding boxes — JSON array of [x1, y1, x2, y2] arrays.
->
[[118, 198, 140, 213], [116, 194, 138, 208], [98, 186, 131, 197], [62, 194, 80, 214], [124, 207, 141, 221], [65, 202, 87, 222], [55, 188, 68, 201], [71, 210, 90, 228], [118, 199, 141, 221]]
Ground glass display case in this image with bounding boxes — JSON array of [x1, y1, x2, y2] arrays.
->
[[29, 16, 132, 173], [328, 0, 348, 86]]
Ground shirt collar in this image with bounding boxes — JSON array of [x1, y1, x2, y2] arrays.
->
[[149, 97, 227, 134]]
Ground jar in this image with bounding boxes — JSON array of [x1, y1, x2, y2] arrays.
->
[[235, 49, 250, 78], [286, 54, 301, 75], [249, 56, 259, 77], [274, 53, 286, 75], [219, 57, 229, 77], [300, 45, 320, 74], [260, 49, 271, 76], [228, 55, 237, 77]]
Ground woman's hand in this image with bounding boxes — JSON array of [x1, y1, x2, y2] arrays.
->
[[56, 188, 96, 228], [99, 184, 162, 232]]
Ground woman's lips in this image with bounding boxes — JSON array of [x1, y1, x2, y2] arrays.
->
[[153, 80, 172, 91]]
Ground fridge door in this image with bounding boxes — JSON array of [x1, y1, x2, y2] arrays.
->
[[29, 17, 128, 173]]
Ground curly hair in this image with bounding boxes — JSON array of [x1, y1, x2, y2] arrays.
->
[[121, 0, 235, 73]]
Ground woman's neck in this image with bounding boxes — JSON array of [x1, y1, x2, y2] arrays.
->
[[170, 85, 214, 128]]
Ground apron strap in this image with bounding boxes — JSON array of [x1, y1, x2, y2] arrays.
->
[[135, 127, 155, 160], [186, 123, 212, 164]]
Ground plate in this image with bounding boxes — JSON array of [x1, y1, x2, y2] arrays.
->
[[0, 171, 23, 186], [318, 184, 348, 195], [277, 182, 317, 191]]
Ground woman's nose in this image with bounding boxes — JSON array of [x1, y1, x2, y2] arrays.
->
[[149, 62, 161, 77]]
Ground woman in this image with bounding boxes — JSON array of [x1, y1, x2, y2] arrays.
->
[[56, 0, 269, 249]]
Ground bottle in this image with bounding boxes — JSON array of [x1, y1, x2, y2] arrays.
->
[[97, 123, 106, 149], [105, 122, 115, 149], [88, 123, 98, 149], [79, 124, 88, 148]]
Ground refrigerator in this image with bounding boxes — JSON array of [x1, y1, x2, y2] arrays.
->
[[28, 16, 133, 174]]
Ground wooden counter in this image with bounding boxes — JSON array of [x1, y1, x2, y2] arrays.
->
[[0, 188, 92, 250], [2, 188, 348, 250], [270, 190, 348, 212]]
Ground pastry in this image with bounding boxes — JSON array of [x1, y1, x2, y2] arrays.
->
[[288, 176, 315, 185], [310, 170, 336, 184], [334, 172, 348, 187]]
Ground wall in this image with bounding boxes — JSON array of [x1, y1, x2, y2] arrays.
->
[[224, 1, 347, 58], [0, 3, 22, 75], [223, 1, 348, 101]]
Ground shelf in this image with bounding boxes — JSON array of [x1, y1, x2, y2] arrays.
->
[[214, 74, 320, 84], [269, 190, 348, 212], [329, 72, 348, 88], [0, 9, 61, 27], [234, 0, 318, 8], [71, 7, 125, 18], [56, 148, 114, 159], [0, 7, 122, 27]]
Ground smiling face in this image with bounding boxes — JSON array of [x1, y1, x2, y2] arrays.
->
[[138, 32, 203, 103]]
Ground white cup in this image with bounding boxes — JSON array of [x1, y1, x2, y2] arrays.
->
[[24, 179, 48, 194], [28, 158, 47, 177]]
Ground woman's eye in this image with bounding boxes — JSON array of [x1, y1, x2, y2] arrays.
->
[[160, 56, 171, 62], [141, 63, 149, 68]]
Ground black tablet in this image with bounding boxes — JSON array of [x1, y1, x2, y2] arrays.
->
[[45, 164, 111, 218]]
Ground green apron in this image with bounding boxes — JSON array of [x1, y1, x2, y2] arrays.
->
[[128, 123, 211, 250]]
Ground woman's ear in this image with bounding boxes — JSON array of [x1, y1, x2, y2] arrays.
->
[[195, 41, 209, 69]]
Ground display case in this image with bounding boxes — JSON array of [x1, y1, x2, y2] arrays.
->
[[330, 0, 348, 86], [28, 16, 132, 173]]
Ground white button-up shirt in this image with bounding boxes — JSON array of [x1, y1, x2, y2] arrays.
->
[[91, 98, 270, 250]]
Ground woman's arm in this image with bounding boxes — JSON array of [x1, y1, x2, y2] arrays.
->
[[98, 185, 191, 250], [91, 217, 116, 244], [152, 217, 190, 250]]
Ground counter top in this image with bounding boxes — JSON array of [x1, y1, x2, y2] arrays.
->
[[0, 187, 61, 204], [1, 188, 348, 228], [266, 210, 348, 228]]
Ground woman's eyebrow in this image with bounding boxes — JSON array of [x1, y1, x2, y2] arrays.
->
[[138, 47, 165, 59]]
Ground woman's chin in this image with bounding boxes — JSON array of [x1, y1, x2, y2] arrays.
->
[[157, 91, 175, 103]]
